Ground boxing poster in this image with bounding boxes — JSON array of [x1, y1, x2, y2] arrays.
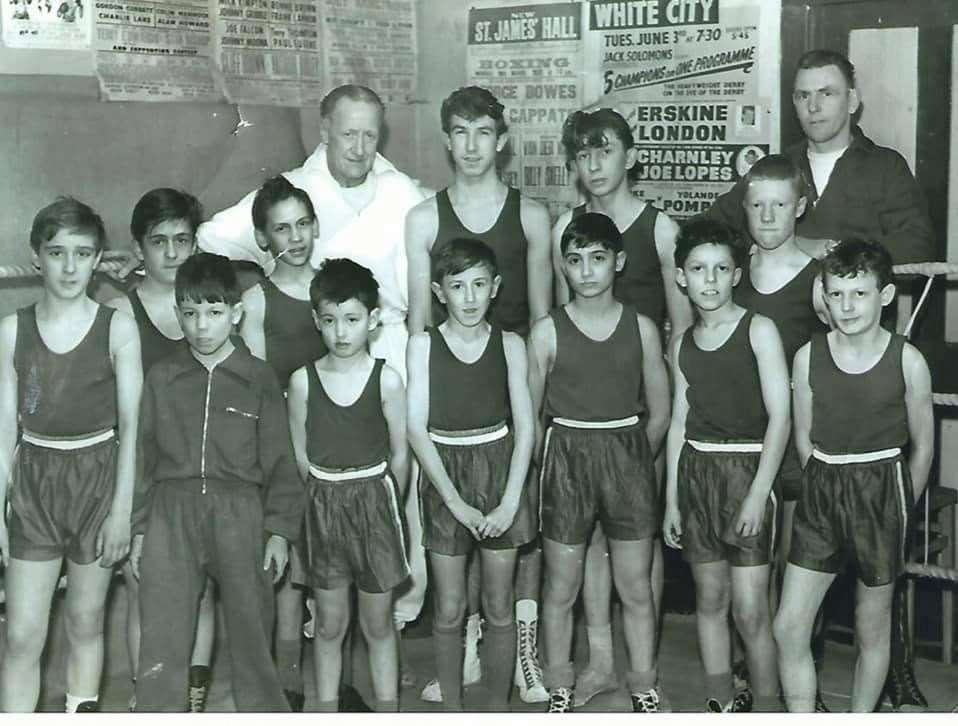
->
[[1, 0, 92, 49], [93, 0, 220, 102], [213, 0, 324, 106], [467, 1, 585, 219], [586, 0, 781, 216]]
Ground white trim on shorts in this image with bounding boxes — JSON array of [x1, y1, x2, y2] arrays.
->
[[894, 461, 908, 564], [688, 439, 763, 453], [551, 414, 639, 430], [429, 422, 509, 447], [21, 428, 115, 450], [380, 472, 410, 575], [811, 447, 901, 465], [308, 460, 388, 482]]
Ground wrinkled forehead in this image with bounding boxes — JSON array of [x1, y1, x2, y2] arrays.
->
[[793, 64, 849, 92], [328, 98, 384, 130]]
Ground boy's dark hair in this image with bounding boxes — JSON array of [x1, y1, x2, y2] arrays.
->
[[131, 188, 203, 243], [432, 237, 499, 283], [441, 86, 507, 137], [743, 154, 807, 199], [175, 253, 240, 305], [561, 108, 639, 183], [821, 238, 893, 289], [30, 196, 106, 253], [560, 212, 623, 255], [796, 49, 856, 88], [320, 84, 385, 119], [251, 175, 316, 233], [310, 258, 379, 312], [674, 219, 749, 269]]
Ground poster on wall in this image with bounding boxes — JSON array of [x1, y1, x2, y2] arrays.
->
[[321, 0, 417, 104], [467, 1, 584, 218], [1, 0, 92, 49], [93, 0, 220, 102], [213, 0, 324, 106], [586, 0, 780, 216]]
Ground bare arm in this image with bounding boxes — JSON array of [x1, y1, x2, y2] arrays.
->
[[405, 198, 439, 334], [902, 343, 934, 500], [637, 313, 671, 456], [654, 212, 694, 338], [792, 343, 813, 467], [519, 196, 554, 325], [286, 367, 310, 482], [0, 316, 19, 566], [104, 293, 135, 319], [101, 311, 143, 567], [663, 331, 688, 549], [526, 316, 556, 462], [551, 212, 572, 306], [380, 363, 409, 494], [239, 283, 267, 360]]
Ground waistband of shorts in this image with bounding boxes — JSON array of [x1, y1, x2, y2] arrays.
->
[[309, 460, 388, 482], [21, 427, 115, 450], [429, 422, 509, 446], [551, 414, 640, 430], [812, 447, 902, 465], [688, 439, 763, 453]]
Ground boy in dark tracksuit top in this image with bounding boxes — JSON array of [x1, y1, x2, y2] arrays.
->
[[773, 239, 934, 713], [286, 258, 409, 712], [132, 253, 303, 712], [528, 213, 671, 713], [407, 238, 536, 710], [663, 219, 790, 712]]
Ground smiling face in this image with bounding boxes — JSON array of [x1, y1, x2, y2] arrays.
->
[[676, 243, 741, 312], [313, 297, 379, 358], [743, 178, 806, 252], [792, 64, 859, 153], [446, 114, 505, 178], [33, 229, 101, 300], [137, 218, 196, 285], [432, 262, 500, 328], [322, 97, 382, 188], [254, 197, 317, 268], [572, 130, 636, 199], [822, 270, 894, 336], [562, 242, 624, 299]]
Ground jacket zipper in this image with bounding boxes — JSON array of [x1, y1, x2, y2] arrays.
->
[[200, 364, 217, 494]]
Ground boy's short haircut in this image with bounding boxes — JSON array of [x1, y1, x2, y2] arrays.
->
[[561, 108, 639, 183], [319, 84, 385, 119], [30, 196, 107, 253], [131, 188, 204, 242], [821, 238, 893, 289], [432, 237, 499, 283], [796, 49, 856, 88], [175, 252, 240, 306], [743, 154, 807, 199], [674, 218, 749, 269], [310, 258, 379, 312], [440, 86, 507, 137], [560, 211, 623, 255], [251, 175, 316, 232]]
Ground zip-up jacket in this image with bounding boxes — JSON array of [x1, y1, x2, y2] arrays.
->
[[705, 127, 936, 265], [133, 343, 303, 540]]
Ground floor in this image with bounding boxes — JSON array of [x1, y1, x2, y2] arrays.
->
[[9, 579, 958, 714]]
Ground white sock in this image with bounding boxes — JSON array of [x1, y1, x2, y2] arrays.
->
[[465, 612, 482, 641], [586, 624, 614, 672], [65, 693, 97, 713], [515, 598, 538, 623]]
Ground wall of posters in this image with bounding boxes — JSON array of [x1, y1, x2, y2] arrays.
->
[[321, 0, 417, 104], [213, 0, 324, 106], [467, 1, 584, 218], [2, 0, 92, 48], [93, 0, 219, 102]]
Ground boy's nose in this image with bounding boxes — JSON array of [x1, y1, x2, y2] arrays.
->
[[761, 204, 775, 224], [464, 285, 476, 303], [164, 239, 178, 258]]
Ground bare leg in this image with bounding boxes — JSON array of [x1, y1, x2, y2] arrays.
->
[[429, 552, 468, 710], [313, 586, 351, 707], [730, 564, 777, 708], [62, 558, 115, 704], [358, 589, 400, 709], [540, 537, 585, 688], [851, 580, 894, 713]]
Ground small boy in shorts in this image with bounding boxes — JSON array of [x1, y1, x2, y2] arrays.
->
[[106, 187, 217, 712], [527, 212, 671, 712], [132, 253, 302, 711], [407, 237, 535, 710], [240, 174, 327, 711], [286, 258, 409, 712], [662, 219, 790, 712], [0, 198, 142, 712], [773, 239, 934, 712]]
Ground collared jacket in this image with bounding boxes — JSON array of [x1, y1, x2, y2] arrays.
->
[[706, 127, 936, 265], [133, 343, 303, 541]]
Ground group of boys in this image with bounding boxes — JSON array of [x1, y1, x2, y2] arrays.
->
[[0, 46, 939, 715]]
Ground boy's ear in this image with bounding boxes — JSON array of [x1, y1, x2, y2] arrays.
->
[[624, 145, 639, 174], [879, 282, 896, 307], [444, 132, 453, 153], [496, 131, 509, 154], [311, 219, 319, 240], [431, 280, 446, 304], [847, 87, 861, 117], [230, 301, 243, 327], [253, 228, 269, 252], [615, 250, 627, 272], [367, 307, 381, 332], [491, 274, 502, 299], [795, 195, 808, 219], [311, 309, 322, 330], [675, 267, 688, 290], [732, 266, 742, 287]]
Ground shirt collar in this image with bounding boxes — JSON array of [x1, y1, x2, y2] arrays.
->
[[166, 336, 259, 384]]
